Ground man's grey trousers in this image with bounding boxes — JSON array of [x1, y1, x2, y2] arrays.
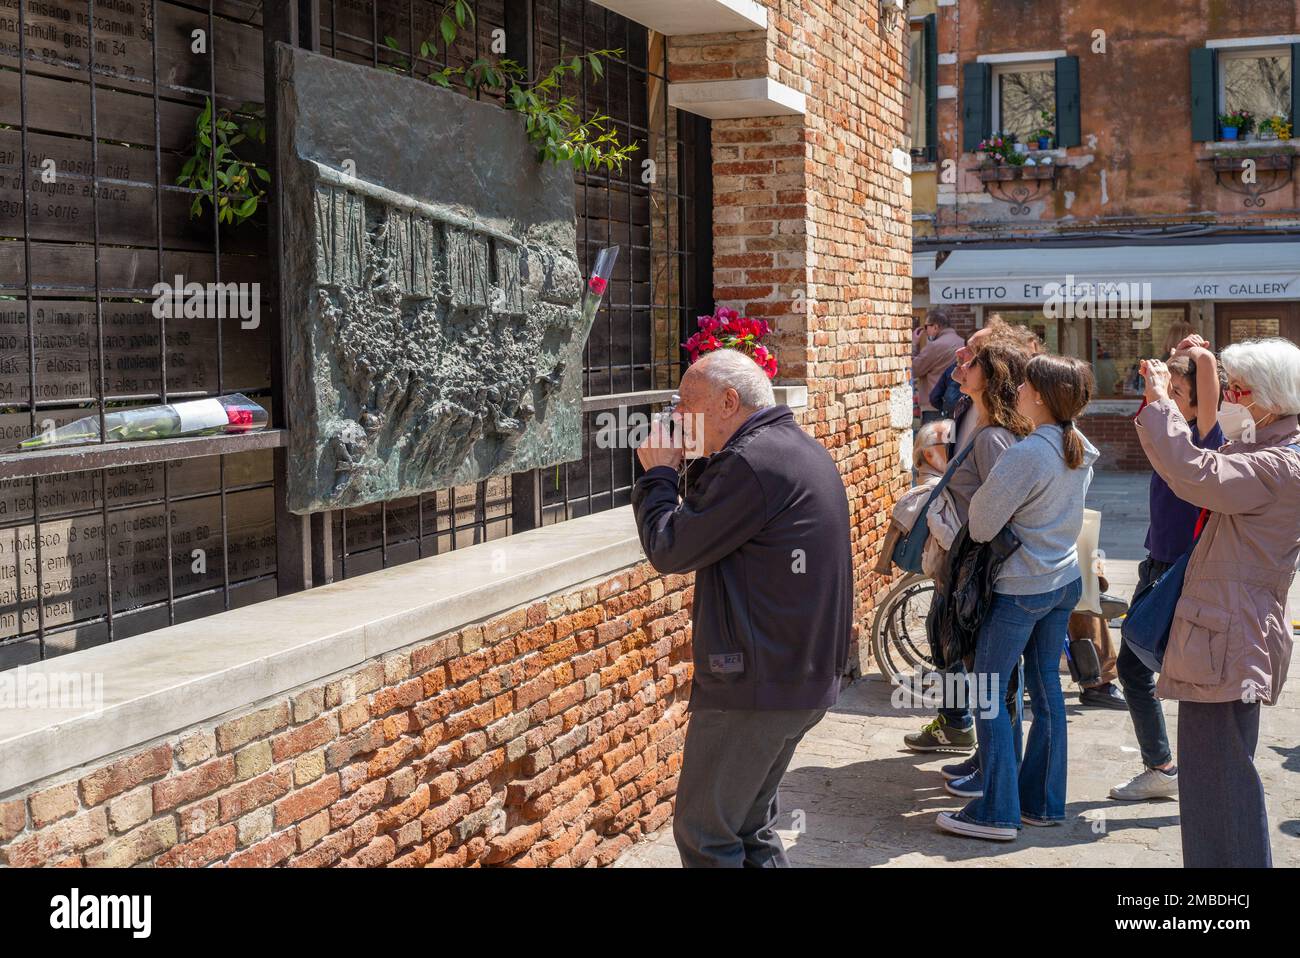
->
[[673, 707, 828, 867]]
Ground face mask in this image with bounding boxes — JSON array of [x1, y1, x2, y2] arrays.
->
[[1217, 402, 1253, 443]]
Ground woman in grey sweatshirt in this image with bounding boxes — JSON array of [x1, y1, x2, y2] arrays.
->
[[937, 354, 1098, 843]]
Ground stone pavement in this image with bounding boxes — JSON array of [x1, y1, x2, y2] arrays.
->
[[615, 472, 1300, 867]]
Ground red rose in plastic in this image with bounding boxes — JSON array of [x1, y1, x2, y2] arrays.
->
[[588, 276, 608, 295], [226, 407, 254, 430]]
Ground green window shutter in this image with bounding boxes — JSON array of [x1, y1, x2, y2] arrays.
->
[[962, 61, 991, 151], [1190, 47, 1218, 141], [1291, 43, 1300, 126], [1054, 55, 1081, 147], [924, 15, 938, 161]]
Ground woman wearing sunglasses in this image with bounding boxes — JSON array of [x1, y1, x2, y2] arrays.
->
[[1136, 337, 1300, 868]]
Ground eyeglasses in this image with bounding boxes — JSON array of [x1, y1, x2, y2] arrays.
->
[[1223, 385, 1253, 404]]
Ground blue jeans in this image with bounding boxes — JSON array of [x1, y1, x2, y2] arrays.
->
[[960, 578, 1082, 829]]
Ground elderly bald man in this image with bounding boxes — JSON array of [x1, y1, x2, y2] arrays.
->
[[632, 348, 853, 868]]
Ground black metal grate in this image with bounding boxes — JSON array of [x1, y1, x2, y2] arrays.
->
[[0, 1, 276, 668]]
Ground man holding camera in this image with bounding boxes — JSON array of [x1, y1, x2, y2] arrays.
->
[[632, 348, 853, 867]]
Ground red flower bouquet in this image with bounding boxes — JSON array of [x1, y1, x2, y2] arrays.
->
[[683, 307, 778, 378]]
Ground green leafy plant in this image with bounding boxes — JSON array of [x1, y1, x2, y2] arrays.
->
[[976, 131, 1019, 164], [1032, 109, 1055, 144], [1217, 109, 1256, 134], [1259, 114, 1293, 140], [176, 98, 269, 226], [382, 0, 637, 172]]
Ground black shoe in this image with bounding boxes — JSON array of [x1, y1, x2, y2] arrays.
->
[[1079, 682, 1128, 710], [1099, 592, 1129, 620]]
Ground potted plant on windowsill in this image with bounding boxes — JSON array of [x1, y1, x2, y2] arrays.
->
[[1258, 114, 1292, 142], [1033, 110, 1055, 150], [1218, 109, 1255, 142], [976, 132, 1020, 180]]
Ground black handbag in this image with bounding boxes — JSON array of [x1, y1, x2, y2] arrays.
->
[[936, 522, 1023, 668]]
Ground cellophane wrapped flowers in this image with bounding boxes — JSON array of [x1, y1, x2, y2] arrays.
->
[[682, 307, 778, 378]]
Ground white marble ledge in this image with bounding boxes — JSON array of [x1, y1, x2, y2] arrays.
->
[[0, 506, 645, 796]]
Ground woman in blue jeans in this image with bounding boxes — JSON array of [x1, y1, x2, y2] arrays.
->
[[937, 354, 1099, 841]]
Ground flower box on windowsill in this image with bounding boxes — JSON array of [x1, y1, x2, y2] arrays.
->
[[1022, 164, 1057, 181], [978, 166, 1018, 182], [1211, 151, 1294, 172]]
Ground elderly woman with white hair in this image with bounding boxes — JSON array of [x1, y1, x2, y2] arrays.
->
[[1137, 337, 1300, 868]]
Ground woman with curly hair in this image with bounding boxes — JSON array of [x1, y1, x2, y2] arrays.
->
[[904, 341, 1034, 756]]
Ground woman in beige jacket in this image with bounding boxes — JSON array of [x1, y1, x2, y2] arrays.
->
[[1136, 338, 1300, 868]]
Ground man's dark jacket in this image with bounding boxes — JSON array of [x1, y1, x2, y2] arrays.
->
[[930, 361, 963, 419], [631, 405, 853, 711]]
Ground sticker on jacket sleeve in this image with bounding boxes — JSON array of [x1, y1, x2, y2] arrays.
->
[[709, 653, 744, 674]]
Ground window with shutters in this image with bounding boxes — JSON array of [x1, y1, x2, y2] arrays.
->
[[964, 55, 1079, 153], [1192, 41, 1300, 142], [992, 63, 1056, 144]]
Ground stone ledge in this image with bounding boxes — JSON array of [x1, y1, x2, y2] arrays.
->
[[668, 78, 807, 120], [0, 506, 645, 796]]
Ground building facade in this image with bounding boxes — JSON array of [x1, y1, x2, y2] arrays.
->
[[907, 0, 1300, 468]]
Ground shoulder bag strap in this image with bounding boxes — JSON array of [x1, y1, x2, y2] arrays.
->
[[916, 431, 979, 514]]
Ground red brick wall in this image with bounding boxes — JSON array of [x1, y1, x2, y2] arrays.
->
[[1082, 412, 1151, 471], [0, 564, 693, 868], [666, 30, 768, 83]]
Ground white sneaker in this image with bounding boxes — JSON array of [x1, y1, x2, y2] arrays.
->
[[1109, 767, 1179, 801], [935, 811, 1017, 842]]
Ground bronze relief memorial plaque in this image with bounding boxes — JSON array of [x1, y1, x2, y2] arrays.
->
[[276, 45, 587, 514]]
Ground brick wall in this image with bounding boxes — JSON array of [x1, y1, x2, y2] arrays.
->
[[0, 563, 693, 868], [666, 30, 767, 83], [1082, 412, 1150, 471]]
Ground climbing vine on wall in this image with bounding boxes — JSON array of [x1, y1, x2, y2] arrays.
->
[[176, 98, 269, 226], [384, 0, 638, 172], [177, 0, 636, 228]]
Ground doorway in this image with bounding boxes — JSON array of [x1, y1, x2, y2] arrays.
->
[[1215, 302, 1300, 349]]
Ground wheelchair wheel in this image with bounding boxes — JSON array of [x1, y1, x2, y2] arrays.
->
[[870, 573, 938, 682]]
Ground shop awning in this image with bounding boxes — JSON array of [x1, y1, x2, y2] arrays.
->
[[929, 240, 1300, 305], [913, 251, 938, 280]]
